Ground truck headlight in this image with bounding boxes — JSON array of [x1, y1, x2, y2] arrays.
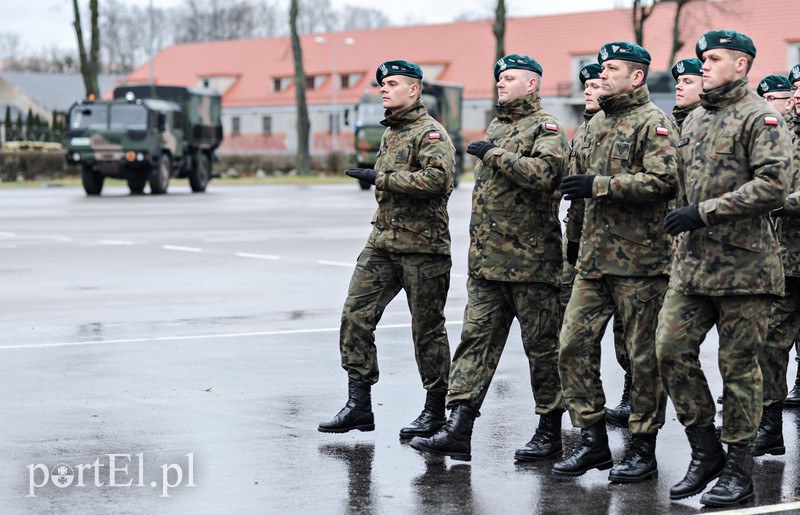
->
[[72, 153, 81, 162]]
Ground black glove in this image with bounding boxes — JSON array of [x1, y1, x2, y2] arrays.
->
[[559, 175, 595, 200], [566, 240, 579, 266], [466, 140, 496, 160], [664, 205, 705, 236], [345, 168, 378, 185]]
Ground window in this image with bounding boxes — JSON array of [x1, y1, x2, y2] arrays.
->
[[202, 79, 210, 88], [307, 75, 316, 89], [272, 77, 293, 92], [789, 43, 800, 74], [231, 116, 240, 136], [262, 116, 272, 136], [329, 113, 339, 134], [340, 75, 351, 89]]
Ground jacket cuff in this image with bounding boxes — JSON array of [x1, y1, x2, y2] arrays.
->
[[593, 175, 611, 198]]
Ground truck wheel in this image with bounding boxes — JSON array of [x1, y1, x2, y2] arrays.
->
[[189, 152, 210, 193], [127, 175, 147, 195], [149, 154, 171, 194], [81, 165, 104, 196], [358, 179, 371, 191]]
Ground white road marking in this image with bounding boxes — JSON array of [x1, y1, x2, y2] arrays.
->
[[81, 240, 137, 246], [236, 252, 279, 260], [163, 245, 203, 253], [317, 260, 355, 267], [0, 244, 17, 249], [0, 321, 463, 351], [714, 502, 800, 514], [0, 232, 17, 237]]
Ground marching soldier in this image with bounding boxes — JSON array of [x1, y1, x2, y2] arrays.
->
[[754, 73, 800, 458], [672, 57, 704, 130], [563, 63, 632, 429], [410, 54, 569, 462], [658, 31, 792, 507], [319, 60, 456, 439], [785, 63, 800, 407], [556, 41, 678, 482]]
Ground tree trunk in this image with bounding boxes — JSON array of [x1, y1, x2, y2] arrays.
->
[[667, 0, 691, 69], [72, 0, 100, 98], [632, 0, 657, 47], [290, 0, 311, 175], [492, 0, 505, 106]]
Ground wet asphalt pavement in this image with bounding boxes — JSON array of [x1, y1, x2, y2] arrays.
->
[[2, 182, 800, 514]]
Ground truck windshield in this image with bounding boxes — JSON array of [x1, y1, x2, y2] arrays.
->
[[69, 104, 108, 130], [356, 102, 385, 127], [109, 104, 148, 130]]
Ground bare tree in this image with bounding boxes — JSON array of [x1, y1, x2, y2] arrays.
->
[[290, 0, 310, 175], [492, 0, 505, 105], [632, 0, 657, 46], [296, 0, 339, 34], [340, 6, 390, 30], [72, 0, 100, 98]]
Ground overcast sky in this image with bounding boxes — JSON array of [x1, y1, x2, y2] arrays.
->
[[3, 0, 623, 54]]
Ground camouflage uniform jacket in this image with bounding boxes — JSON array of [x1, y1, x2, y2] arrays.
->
[[566, 85, 679, 278], [564, 110, 596, 244], [673, 102, 700, 132], [670, 77, 792, 295], [468, 91, 569, 284], [368, 99, 456, 255], [778, 115, 800, 277]]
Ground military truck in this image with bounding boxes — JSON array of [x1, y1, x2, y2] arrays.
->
[[65, 85, 222, 195], [352, 80, 465, 190]]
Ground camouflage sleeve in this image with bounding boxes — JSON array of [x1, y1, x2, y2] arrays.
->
[[376, 131, 454, 197], [481, 123, 568, 193], [593, 119, 678, 202], [698, 118, 792, 226], [781, 160, 800, 214]]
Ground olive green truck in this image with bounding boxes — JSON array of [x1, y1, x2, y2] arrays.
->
[[65, 85, 223, 195]]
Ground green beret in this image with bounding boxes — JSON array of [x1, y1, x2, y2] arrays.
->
[[695, 30, 756, 59], [757, 75, 793, 97], [789, 64, 800, 84], [376, 60, 423, 85], [671, 58, 703, 81], [579, 63, 602, 84], [598, 42, 651, 65], [494, 54, 543, 82]]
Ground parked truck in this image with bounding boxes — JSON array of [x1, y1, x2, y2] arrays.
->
[[353, 80, 465, 190], [65, 85, 223, 196]]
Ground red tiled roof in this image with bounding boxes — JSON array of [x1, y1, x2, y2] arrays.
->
[[122, 0, 799, 107]]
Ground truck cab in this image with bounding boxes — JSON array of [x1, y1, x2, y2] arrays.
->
[[65, 85, 222, 196]]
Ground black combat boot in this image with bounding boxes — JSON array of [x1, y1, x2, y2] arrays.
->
[[700, 444, 755, 507], [785, 366, 800, 407], [552, 419, 613, 477], [409, 404, 479, 462], [318, 379, 375, 433], [754, 403, 785, 456], [608, 433, 658, 482], [669, 425, 726, 500], [399, 389, 447, 439], [605, 372, 631, 428], [514, 411, 563, 461]]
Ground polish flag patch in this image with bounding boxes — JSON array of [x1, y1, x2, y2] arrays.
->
[[764, 116, 779, 126], [428, 131, 441, 139], [656, 126, 669, 136], [545, 122, 558, 131]]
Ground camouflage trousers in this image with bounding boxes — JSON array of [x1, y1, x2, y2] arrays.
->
[[760, 277, 800, 406], [656, 288, 769, 446], [339, 244, 451, 390], [447, 277, 564, 414], [561, 263, 629, 374], [559, 275, 667, 434]]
